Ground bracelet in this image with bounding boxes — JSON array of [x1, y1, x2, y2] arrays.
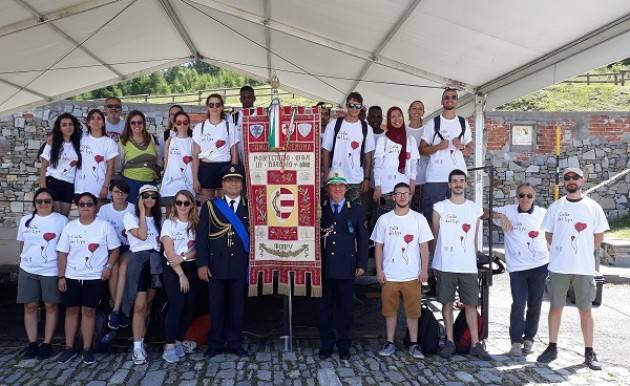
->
[[58, 276, 65, 279]]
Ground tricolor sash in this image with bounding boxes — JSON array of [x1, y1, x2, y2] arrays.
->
[[212, 197, 250, 253]]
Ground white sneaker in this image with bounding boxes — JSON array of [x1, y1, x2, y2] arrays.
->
[[508, 342, 522, 357], [133, 347, 147, 365], [181, 340, 197, 354], [523, 339, 534, 355]]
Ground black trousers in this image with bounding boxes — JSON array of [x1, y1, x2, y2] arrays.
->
[[163, 261, 198, 343], [208, 278, 245, 349], [319, 278, 355, 352]]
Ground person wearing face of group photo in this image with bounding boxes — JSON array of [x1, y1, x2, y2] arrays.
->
[[16, 188, 68, 360], [39, 113, 83, 216]]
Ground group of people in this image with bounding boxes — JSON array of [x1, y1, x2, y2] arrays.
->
[[17, 85, 609, 371]]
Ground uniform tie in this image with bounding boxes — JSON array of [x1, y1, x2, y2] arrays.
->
[[230, 199, 236, 213], [333, 203, 339, 215]]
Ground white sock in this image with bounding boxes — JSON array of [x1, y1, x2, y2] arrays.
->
[[133, 341, 143, 350]]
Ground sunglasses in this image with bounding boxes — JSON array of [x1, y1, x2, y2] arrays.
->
[[175, 200, 191, 207], [106, 104, 122, 109], [346, 102, 362, 110], [35, 199, 52, 205], [141, 193, 158, 200], [443, 95, 458, 100], [518, 193, 533, 199], [393, 192, 410, 197], [207, 102, 223, 108], [130, 120, 144, 126], [564, 174, 582, 181], [78, 202, 95, 208], [175, 120, 189, 126]]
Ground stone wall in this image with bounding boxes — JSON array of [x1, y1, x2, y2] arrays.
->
[[0, 102, 628, 227]]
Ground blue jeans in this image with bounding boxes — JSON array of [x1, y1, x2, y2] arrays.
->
[[509, 263, 548, 343]]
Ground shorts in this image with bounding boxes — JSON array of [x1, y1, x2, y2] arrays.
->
[[16, 268, 61, 304], [381, 280, 421, 319], [62, 278, 106, 308], [435, 271, 478, 305], [199, 161, 230, 189], [46, 176, 74, 203], [548, 272, 595, 309], [137, 259, 161, 292], [421, 182, 450, 223]]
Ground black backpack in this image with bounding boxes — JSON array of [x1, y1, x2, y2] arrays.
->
[[331, 117, 369, 167], [431, 115, 466, 144], [403, 303, 441, 354], [201, 119, 230, 136]]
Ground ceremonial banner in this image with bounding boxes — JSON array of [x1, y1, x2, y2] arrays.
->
[[243, 106, 322, 297]]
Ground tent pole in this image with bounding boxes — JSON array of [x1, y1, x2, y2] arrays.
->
[[474, 92, 485, 251]]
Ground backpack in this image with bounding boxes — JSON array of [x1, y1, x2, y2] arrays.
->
[[201, 119, 230, 136], [403, 303, 441, 354], [431, 115, 466, 144], [453, 308, 484, 354], [331, 117, 369, 167]]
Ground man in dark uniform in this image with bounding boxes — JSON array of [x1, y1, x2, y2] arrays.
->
[[319, 169, 368, 360], [196, 164, 249, 358]]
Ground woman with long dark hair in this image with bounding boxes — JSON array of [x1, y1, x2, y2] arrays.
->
[[161, 190, 198, 363], [192, 93, 239, 202], [118, 111, 160, 203], [16, 188, 68, 359], [122, 185, 163, 365], [39, 113, 83, 216], [56, 192, 120, 365], [160, 111, 194, 216], [75, 109, 118, 205]]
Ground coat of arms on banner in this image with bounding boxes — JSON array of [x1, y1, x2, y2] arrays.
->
[[243, 106, 322, 297]]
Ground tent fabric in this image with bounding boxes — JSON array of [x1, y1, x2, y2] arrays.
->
[[0, 0, 629, 117]]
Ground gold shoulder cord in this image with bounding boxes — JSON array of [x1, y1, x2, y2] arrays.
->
[[207, 200, 235, 247]]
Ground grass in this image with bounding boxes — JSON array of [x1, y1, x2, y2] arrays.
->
[[608, 215, 630, 239]]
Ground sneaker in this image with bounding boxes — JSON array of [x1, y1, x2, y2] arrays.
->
[[162, 347, 179, 363], [409, 344, 424, 359], [508, 342, 522, 357], [536, 345, 558, 364], [119, 313, 130, 328], [440, 340, 456, 359], [108, 311, 120, 330], [584, 351, 602, 370], [174, 342, 186, 358], [470, 342, 492, 361], [133, 347, 147, 365], [181, 340, 196, 354], [38, 343, 54, 360], [23, 342, 39, 360], [57, 347, 78, 364], [82, 349, 95, 365], [523, 339, 534, 355], [378, 342, 396, 357]]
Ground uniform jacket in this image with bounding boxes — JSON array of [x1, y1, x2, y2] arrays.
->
[[320, 200, 368, 280], [196, 197, 249, 281]]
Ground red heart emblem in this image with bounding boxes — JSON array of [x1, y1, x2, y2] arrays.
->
[[350, 141, 359, 150], [94, 155, 104, 163], [88, 243, 99, 253], [528, 230, 539, 239], [43, 232, 56, 241], [462, 223, 471, 233], [70, 160, 78, 167], [182, 156, 193, 165], [215, 140, 226, 148], [403, 234, 414, 244], [575, 222, 587, 232]]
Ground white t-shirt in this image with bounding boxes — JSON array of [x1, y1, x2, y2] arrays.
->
[[192, 119, 239, 162], [542, 196, 609, 275], [432, 199, 483, 273], [321, 119, 376, 184], [75, 134, 119, 195], [105, 119, 125, 142], [160, 136, 195, 197], [373, 135, 420, 194], [493, 205, 549, 272], [161, 219, 196, 260], [97, 202, 136, 246], [57, 218, 121, 280], [406, 124, 428, 185], [421, 115, 472, 183], [370, 209, 433, 281], [124, 213, 160, 253], [41, 143, 79, 183], [17, 212, 68, 276]]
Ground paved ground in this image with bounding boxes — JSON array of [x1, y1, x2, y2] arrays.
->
[[1, 271, 629, 385]]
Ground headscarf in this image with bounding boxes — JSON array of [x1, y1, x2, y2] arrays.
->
[[385, 106, 407, 173]]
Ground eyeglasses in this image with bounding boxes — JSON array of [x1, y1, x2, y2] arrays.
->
[[564, 174, 582, 181], [175, 120, 189, 126], [443, 95, 458, 100], [346, 102, 362, 110], [392, 192, 410, 197], [141, 193, 158, 200], [130, 120, 144, 126], [106, 104, 122, 109], [518, 193, 533, 199], [35, 199, 52, 205], [175, 200, 191, 207], [207, 102, 223, 108], [78, 202, 95, 208]]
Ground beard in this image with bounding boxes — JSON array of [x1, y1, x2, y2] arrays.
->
[[395, 201, 410, 209], [566, 185, 579, 193]]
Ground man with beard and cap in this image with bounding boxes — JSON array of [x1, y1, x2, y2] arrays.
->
[[537, 167, 609, 370]]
